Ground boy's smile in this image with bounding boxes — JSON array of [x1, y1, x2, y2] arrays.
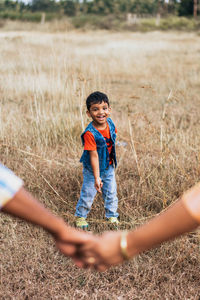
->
[[87, 102, 111, 129]]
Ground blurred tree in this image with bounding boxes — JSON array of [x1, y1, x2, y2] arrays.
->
[[0, 0, 197, 18], [3, 0, 17, 10], [178, 0, 193, 15], [0, 0, 4, 10], [128, 0, 157, 15], [81, 0, 159, 15], [91, 0, 108, 14], [60, 0, 77, 15], [193, 0, 198, 17], [166, 0, 180, 15], [30, 0, 59, 12]]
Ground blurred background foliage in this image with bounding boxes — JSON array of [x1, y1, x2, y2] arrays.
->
[[0, 0, 199, 30]]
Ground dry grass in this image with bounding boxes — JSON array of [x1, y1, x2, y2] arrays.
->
[[0, 27, 200, 299]]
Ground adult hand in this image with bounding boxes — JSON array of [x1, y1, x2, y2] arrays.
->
[[78, 231, 126, 271], [54, 223, 95, 262]]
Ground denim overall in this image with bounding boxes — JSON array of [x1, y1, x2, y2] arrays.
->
[[75, 118, 119, 218]]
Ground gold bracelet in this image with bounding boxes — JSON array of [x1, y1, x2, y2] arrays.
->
[[120, 231, 130, 260]]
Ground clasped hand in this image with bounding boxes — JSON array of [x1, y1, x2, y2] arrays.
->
[[55, 226, 126, 272]]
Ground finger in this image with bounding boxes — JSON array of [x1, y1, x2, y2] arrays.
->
[[56, 242, 77, 256], [77, 250, 99, 264], [79, 238, 99, 252], [96, 264, 108, 272], [96, 187, 101, 193], [73, 258, 86, 269], [74, 260, 92, 269], [72, 253, 97, 268], [98, 187, 102, 193]]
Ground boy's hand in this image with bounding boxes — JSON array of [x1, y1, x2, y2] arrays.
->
[[95, 177, 103, 193]]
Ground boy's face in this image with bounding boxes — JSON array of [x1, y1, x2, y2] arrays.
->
[[87, 101, 111, 127]]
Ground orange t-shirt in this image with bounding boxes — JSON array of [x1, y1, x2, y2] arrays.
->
[[83, 123, 117, 164]]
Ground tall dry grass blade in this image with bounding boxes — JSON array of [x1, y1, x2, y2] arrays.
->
[[25, 158, 68, 205], [2, 144, 64, 166], [160, 89, 173, 164], [162, 89, 173, 120], [115, 147, 127, 174], [139, 158, 163, 185], [128, 118, 141, 181]]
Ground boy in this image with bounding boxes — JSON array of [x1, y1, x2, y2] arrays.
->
[[75, 91, 119, 229]]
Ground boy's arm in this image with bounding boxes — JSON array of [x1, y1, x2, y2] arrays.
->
[[89, 150, 103, 193], [83, 131, 102, 192]]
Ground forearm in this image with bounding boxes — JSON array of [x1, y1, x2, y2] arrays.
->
[[127, 198, 199, 257], [2, 187, 66, 237], [89, 151, 100, 179]]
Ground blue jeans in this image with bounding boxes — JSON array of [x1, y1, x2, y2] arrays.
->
[[75, 164, 119, 218]]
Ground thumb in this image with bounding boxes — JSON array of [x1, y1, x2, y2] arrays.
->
[[56, 241, 77, 256]]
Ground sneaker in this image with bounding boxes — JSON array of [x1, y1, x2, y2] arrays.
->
[[76, 217, 89, 230], [107, 217, 119, 225]]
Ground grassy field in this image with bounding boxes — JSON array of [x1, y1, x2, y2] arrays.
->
[[0, 27, 200, 299]]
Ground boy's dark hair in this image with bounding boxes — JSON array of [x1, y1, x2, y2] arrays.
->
[[86, 91, 109, 111]]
